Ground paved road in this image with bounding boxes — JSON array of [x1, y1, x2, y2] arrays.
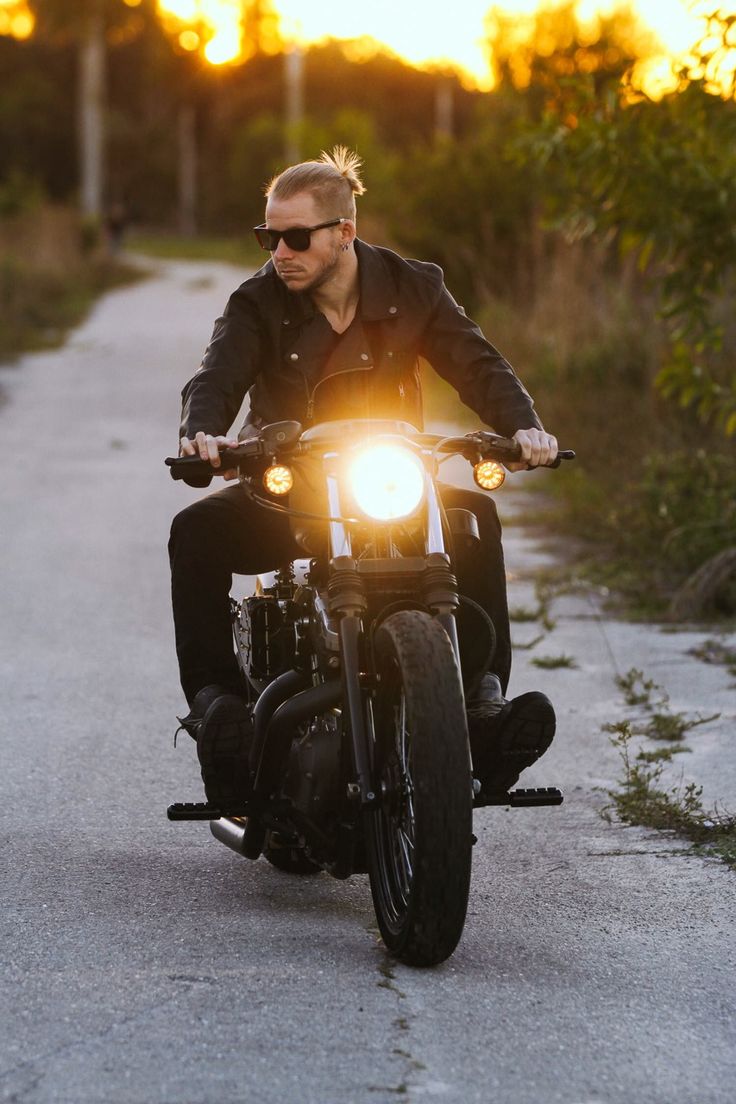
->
[[1, 259, 734, 1104]]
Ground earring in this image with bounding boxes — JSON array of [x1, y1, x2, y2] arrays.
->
[[341, 242, 350, 252]]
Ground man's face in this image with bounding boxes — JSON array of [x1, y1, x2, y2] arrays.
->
[[264, 192, 346, 294]]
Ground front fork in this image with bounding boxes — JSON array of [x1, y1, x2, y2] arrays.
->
[[324, 455, 461, 808]]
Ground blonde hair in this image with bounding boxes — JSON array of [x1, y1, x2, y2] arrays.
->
[[265, 146, 366, 219]]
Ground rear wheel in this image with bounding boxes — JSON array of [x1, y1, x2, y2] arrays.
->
[[366, 610, 473, 966]]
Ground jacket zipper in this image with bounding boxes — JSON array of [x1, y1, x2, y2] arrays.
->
[[304, 363, 374, 423]]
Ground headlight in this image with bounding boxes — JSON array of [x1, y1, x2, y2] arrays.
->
[[348, 443, 425, 521]]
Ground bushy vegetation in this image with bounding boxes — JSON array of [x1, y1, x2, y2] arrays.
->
[[0, 202, 141, 361]]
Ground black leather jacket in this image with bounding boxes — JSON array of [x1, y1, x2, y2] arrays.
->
[[179, 239, 542, 440]]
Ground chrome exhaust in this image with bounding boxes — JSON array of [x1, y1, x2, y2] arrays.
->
[[210, 817, 247, 855]]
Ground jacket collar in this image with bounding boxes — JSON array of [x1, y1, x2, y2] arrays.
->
[[275, 239, 400, 327]]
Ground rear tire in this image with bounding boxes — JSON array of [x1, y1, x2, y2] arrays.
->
[[366, 610, 473, 966]]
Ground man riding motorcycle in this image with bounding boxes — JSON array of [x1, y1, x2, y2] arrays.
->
[[169, 146, 558, 810]]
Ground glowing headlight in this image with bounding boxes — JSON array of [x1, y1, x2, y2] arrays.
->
[[263, 464, 293, 495], [348, 444, 425, 521]]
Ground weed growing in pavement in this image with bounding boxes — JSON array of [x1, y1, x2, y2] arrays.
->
[[688, 637, 736, 679], [602, 722, 736, 869], [509, 605, 540, 622], [514, 633, 546, 651], [616, 668, 662, 708], [612, 667, 720, 741], [531, 654, 578, 669]]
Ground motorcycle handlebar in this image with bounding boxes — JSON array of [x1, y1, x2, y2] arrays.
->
[[164, 432, 575, 484], [465, 432, 575, 468], [165, 441, 263, 484]]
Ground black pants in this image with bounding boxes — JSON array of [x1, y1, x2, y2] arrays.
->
[[169, 483, 511, 705]]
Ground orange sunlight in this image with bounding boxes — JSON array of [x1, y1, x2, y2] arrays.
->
[[1, 0, 733, 98], [156, 0, 734, 99], [0, 0, 34, 39]]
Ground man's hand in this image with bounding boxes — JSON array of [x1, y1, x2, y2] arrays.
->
[[180, 432, 239, 481], [506, 428, 558, 472]]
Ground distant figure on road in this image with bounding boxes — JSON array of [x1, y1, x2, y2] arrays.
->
[[104, 201, 128, 256], [169, 146, 559, 808]]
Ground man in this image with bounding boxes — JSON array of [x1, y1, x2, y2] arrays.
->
[[170, 146, 558, 809]]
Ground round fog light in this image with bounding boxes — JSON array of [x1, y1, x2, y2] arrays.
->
[[263, 464, 293, 496], [473, 460, 506, 491]]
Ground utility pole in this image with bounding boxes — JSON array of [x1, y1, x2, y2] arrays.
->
[[178, 103, 197, 236], [78, 6, 105, 219], [284, 42, 304, 165], [435, 77, 454, 142]]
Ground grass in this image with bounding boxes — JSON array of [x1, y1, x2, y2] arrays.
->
[[127, 230, 263, 269], [603, 721, 736, 869], [531, 653, 578, 669], [612, 667, 720, 741], [0, 204, 146, 364], [688, 637, 736, 678], [0, 254, 143, 363]]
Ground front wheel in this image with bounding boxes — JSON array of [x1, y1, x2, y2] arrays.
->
[[366, 610, 473, 966]]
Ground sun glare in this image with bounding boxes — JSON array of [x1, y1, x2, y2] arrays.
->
[[0, 0, 34, 39], [2, 0, 732, 98], [157, 0, 243, 64], [272, 0, 720, 94]]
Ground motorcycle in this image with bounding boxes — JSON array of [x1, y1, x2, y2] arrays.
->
[[166, 419, 574, 966]]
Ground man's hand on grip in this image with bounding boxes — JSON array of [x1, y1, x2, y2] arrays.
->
[[507, 428, 558, 472], [180, 432, 239, 481]]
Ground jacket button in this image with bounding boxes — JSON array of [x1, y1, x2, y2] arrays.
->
[[360, 353, 369, 361], [388, 306, 398, 314], [290, 352, 299, 361], [282, 319, 290, 325]]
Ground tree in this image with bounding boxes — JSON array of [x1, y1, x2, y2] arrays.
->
[[517, 10, 736, 433]]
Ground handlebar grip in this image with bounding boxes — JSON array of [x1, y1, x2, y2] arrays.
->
[[165, 455, 215, 487], [548, 450, 576, 468]]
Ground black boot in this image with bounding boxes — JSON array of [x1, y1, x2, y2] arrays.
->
[[467, 673, 556, 796], [176, 685, 253, 811]]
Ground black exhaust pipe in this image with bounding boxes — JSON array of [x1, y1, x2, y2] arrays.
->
[[253, 678, 343, 799], [236, 677, 343, 861], [250, 668, 309, 772]]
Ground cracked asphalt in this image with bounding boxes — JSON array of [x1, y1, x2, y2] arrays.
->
[[1, 257, 734, 1104]]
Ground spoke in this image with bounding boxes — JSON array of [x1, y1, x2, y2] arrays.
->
[[396, 829, 413, 892]]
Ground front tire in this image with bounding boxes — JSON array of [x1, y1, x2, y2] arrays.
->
[[366, 610, 473, 966]]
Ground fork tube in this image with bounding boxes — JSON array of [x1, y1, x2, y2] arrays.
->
[[339, 614, 375, 804], [425, 477, 446, 554], [325, 470, 352, 558]]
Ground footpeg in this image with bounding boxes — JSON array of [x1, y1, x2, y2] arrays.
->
[[167, 802, 223, 820], [474, 786, 563, 808], [509, 786, 563, 807]]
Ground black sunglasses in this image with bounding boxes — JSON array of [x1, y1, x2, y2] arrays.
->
[[253, 218, 347, 252]]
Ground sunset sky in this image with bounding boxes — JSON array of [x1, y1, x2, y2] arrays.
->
[[153, 0, 724, 92], [0, 0, 732, 96]]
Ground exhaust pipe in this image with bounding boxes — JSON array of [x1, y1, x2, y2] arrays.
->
[[253, 679, 343, 798], [210, 817, 247, 854], [251, 669, 309, 771], [211, 677, 344, 862]]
